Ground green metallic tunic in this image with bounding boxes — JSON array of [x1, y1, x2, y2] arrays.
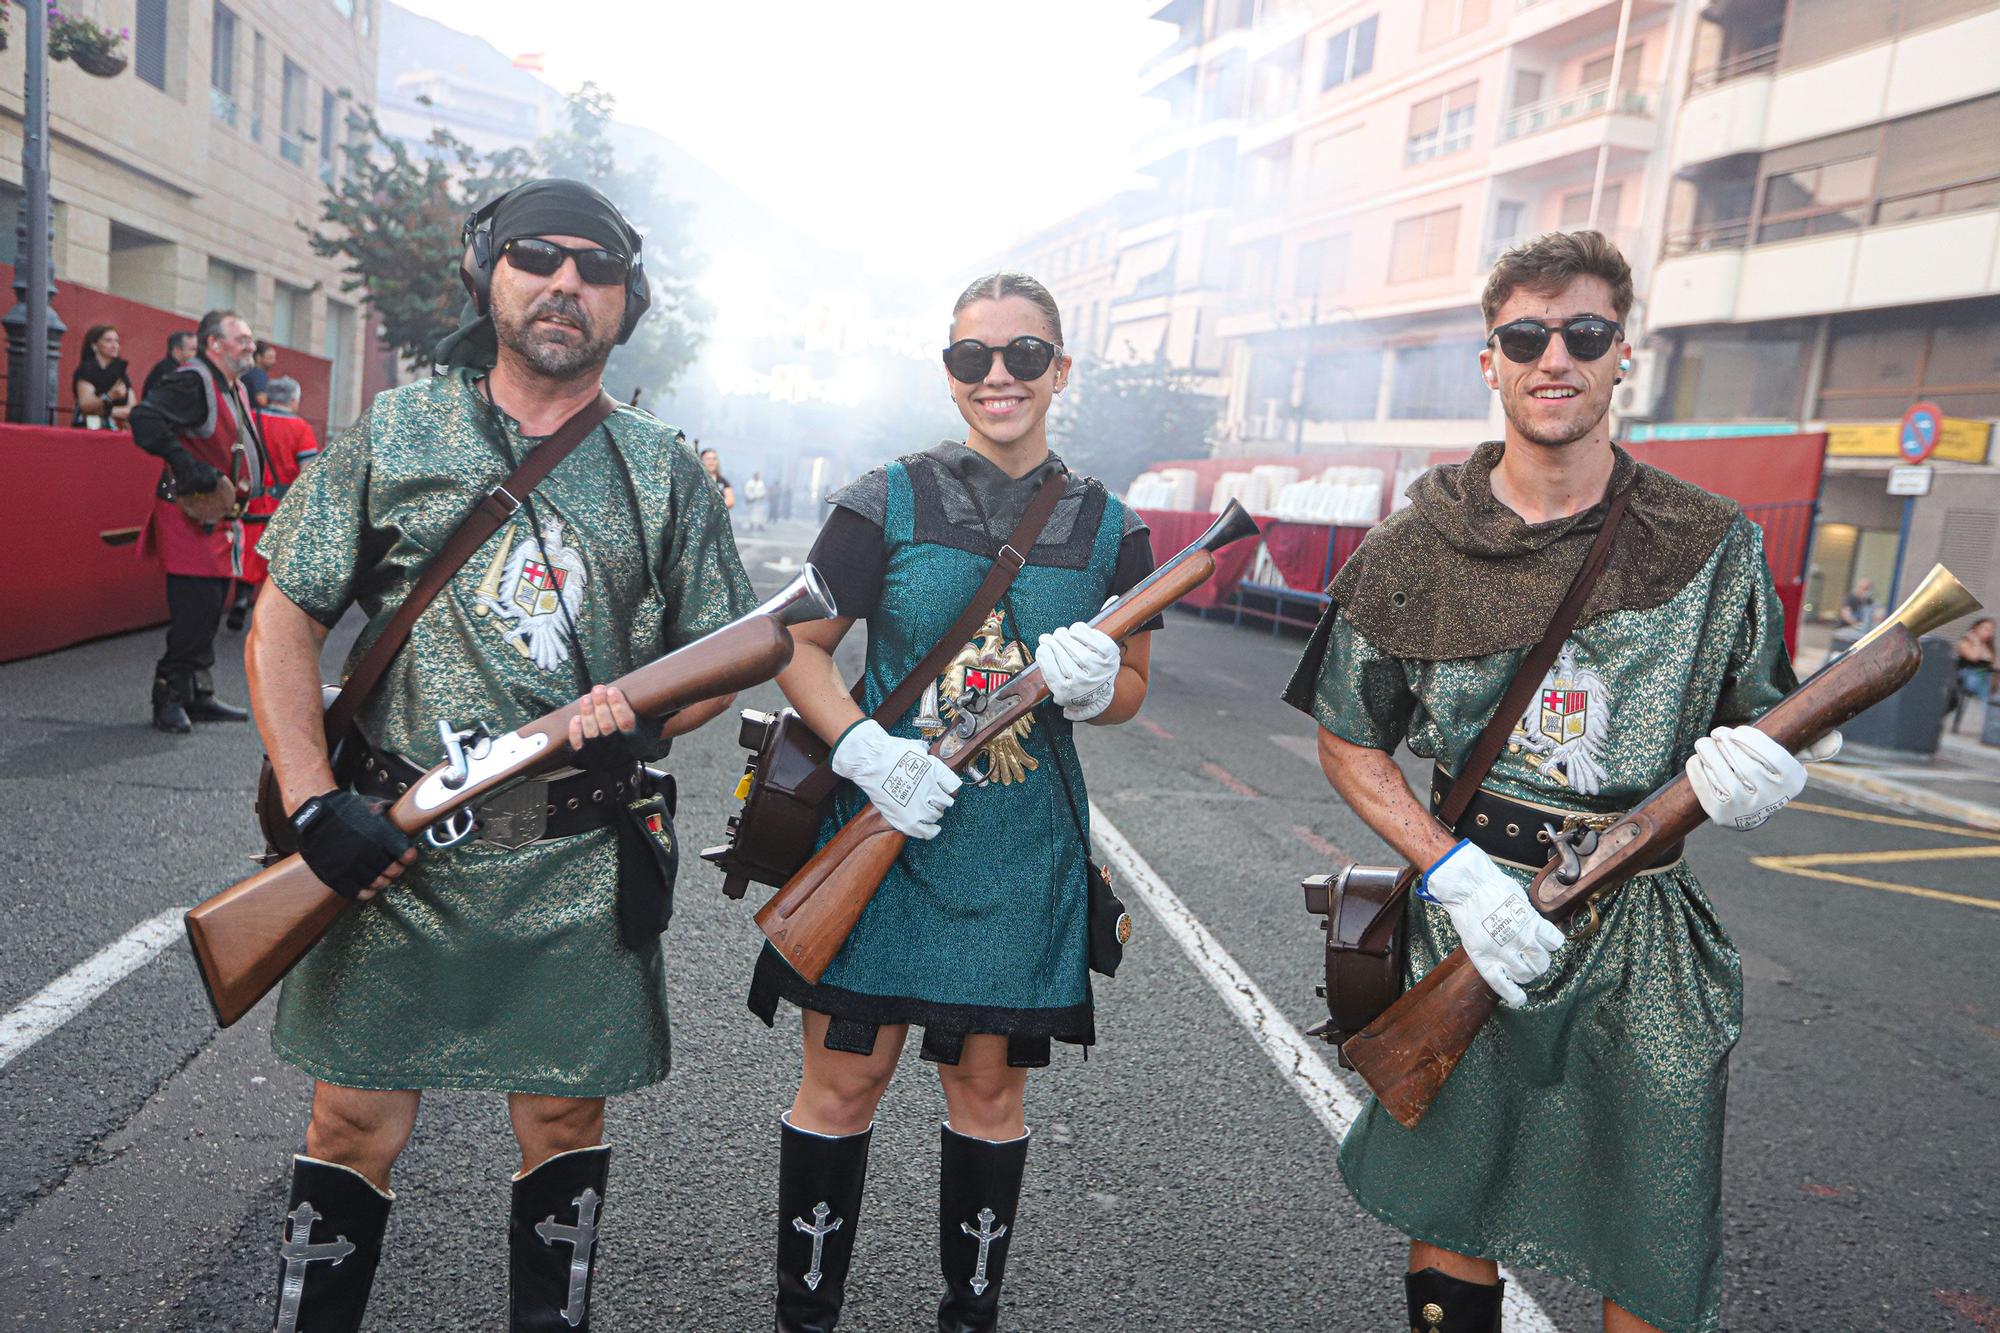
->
[[1288, 485, 1794, 1333], [259, 369, 752, 1095]]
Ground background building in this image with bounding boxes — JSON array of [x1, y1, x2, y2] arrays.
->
[[0, 0, 381, 432]]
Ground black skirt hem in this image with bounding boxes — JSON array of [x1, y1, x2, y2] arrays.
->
[[749, 945, 1095, 1068]]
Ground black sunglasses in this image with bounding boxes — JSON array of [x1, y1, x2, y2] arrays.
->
[[942, 336, 1061, 384], [1486, 316, 1623, 364], [500, 237, 630, 286]]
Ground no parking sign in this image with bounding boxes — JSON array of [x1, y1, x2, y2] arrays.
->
[[1898, 401, 1944, 463]]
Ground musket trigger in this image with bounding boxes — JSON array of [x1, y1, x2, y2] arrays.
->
[[424, 807, 479, 850]]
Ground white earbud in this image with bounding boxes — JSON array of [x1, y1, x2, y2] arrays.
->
[[1617, 357, 1633, 374]]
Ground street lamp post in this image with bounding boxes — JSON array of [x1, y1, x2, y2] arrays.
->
[[3, 0, 65, 426]]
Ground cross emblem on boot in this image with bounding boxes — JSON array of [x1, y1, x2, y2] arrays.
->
[[535, 1187, 601, 1328], [960, 1206, 1008, 1296], [791, 1201, 843, 1292], [275, 1201, 357, 1333]]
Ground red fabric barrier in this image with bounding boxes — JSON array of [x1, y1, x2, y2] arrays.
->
[[1260, 521, 1333, 591], [0, 261, 334, 441], [0, 424, 168, 662]]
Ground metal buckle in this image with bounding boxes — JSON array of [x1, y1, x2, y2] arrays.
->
[[488, 484, 521, 517], [475, 778, 550, 850]]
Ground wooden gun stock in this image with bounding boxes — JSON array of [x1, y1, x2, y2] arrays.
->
[[754, 501, 1261, 983], [1342, 622, 1932, 1130], [186, 573, 834, 1028]]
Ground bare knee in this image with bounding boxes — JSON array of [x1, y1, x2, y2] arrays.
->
[[938, 1048, 1026, 1140], [793, 1061, 894, 1136], [509, 1094, 605, 1173], [305, 1084, 419, 1189], [1409, 1240, 1498, 1286]]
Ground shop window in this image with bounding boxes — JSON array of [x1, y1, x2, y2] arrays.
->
[[1304, 347, 1382, 421], [1390, 341, 1489, 419]]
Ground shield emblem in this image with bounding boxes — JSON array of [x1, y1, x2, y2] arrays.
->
[[513, 559, 567, 618], [1538, 686, 1588, 745]]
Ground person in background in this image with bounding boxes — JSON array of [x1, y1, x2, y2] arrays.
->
[[230, 376, 321, 632], [142, 331, 198, 400], [71, 324, 133, 429], [1839, 578, 1877, 629], [242, 339, 279, 410], [743, 470, 769, 531], [700, 445, 736, 510], [1956, 617, 1995, 704]]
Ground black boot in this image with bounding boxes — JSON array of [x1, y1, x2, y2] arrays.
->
[[186, 667, 250, 722], [1405, 1267, 1505, 1332], [511, 1145, 610, 1332], [271, 1155, 393, 1333], [151, 674, 192, 734], [776, 1114, 872, 1333], [937, 1123, 1029, 1333]]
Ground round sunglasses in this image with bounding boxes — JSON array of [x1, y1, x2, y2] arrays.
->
[[500, 237, 630, 287], [1486, 316, 1623, 364], [942, 336, 1061, 384]]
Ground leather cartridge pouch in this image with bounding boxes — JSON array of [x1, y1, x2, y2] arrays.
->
[[1301, 489, 1631, 1063], [171, 478, 242, 526], [700, 470, 1068, 900]]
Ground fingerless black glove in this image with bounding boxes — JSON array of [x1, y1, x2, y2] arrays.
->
[[166, 445, 221, 495], [570, 725, 650, 775], [290, 790, 413, 899]]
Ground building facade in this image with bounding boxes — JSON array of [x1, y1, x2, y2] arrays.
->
[[1646, 0, 2000, 622], [0, 0, 380, 428]]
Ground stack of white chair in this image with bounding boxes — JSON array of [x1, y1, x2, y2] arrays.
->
[[1125, 468, 1199, 512], [1390, 462, 1428, 513], [1265, 466, 1385, 525], [1211, 471, 1272, 515], [1246, 541, 1287, 587]]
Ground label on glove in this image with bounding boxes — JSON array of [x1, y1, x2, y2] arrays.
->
[[883, 752, 928, 807], [1482, 894, 1532, 947], [1735, 796, 1788, 830]]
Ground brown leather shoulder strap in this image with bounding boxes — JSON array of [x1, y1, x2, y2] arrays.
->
[[322, 390, 617, 742], [797, 467, 1068, 803], [1437, 487, 1631, 827]]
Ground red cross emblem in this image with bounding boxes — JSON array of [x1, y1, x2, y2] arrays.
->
[[1543, 688, 1585, 716], [523, 560, 566, 592]]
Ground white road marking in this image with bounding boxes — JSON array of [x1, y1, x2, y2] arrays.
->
[[1090, 805, 1560, 1333], [0, 909, 184, 1071]]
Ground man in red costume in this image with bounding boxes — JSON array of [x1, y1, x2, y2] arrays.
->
[[130, 308, 266, 733], [232, 375, 322, 630]]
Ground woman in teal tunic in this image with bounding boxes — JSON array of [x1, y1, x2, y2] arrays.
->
[[748, 273, 1159, 1331]]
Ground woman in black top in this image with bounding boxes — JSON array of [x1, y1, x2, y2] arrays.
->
[[71, 324, 133, 429]]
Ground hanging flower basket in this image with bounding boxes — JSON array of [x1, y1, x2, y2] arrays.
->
[[73, 48, 127, 77], [46, 4, 130, 78]]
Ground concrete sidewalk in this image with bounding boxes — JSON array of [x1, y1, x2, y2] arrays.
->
[[1795, 623, 2000, 830]]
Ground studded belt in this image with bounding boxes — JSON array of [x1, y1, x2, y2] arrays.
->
[[353, 739, 651, 851], [1428, 763, 1684, 874]]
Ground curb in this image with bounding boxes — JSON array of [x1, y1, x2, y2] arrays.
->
[[1810, 761, 2000, 833]]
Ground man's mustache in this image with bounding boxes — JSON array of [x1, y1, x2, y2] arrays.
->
[[526, 295, 593, 338]]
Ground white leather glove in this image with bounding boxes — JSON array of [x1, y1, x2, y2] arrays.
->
[[831, 719, 962, 840], [1685, 725, 1828, 831], [1036, 622, 1121, 722], [1419, 841, 1567, 1008]]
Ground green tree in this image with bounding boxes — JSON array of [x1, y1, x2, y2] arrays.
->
[[308, 86, 707, 395], [1052, 356, 1219, 494]]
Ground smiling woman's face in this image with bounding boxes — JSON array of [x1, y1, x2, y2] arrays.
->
[[946, 295, 1069, 450]]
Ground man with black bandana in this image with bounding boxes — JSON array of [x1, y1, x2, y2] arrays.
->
[[247, 177, 753, 1332], [1285, 231, 1839, 1333]]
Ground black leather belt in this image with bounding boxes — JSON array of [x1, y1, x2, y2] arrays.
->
[[1429, 763, 1684, 873], [353, 739, 652, 849]]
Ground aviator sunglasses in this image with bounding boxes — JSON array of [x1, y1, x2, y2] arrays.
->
[[1486, 316, 1623, 364], [942, 336, 1061, 384], [500, 237, 631, 286]]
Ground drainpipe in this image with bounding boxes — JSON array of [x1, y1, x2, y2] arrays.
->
[[1586, 0, 1637, 231]]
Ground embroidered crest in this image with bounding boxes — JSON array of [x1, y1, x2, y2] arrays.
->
[[1511, 641, 1611, 794], [474, 517, 587, 671], [916, 609, 1038, 784]]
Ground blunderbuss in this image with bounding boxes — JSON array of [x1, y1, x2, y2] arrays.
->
[[184, 568, 837, 1027], [753, 501, 1263, 982], [1326, 563, 1981, 1129]]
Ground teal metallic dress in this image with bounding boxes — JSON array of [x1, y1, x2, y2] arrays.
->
[[750, 443, 1156, 1067], [1285, 445, 1795, 1333], [259, 369, 753, 1096]]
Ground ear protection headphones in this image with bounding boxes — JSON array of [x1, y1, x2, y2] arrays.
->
[[460, 187, 652, 345]]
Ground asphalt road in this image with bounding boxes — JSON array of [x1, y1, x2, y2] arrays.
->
[[1, 521, 1995, 1331]]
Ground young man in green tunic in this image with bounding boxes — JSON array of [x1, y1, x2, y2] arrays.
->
[[247, 179, 754, 1332], [1285, 231, 1840, 1333]]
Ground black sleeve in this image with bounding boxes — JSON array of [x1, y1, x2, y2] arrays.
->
[[1112, 527, 1166, 633], [128, 371, 207, 460], [807, 504, 889, 622]]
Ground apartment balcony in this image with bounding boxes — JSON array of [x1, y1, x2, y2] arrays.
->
[[1649, 202, 2000, 329], [1484, 223, 1640, 268], [1671, 65, 1773, 170], [1141, 34, 1202, 88], [1490, 82, 1661, 176], [1137, 116, 1244, 168], [1512, 0, 1674, 46]]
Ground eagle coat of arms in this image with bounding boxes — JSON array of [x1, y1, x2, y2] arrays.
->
[[916, 608, 1039, 785], [473, 516, 588, 671], [1511, 640, 1612, 794]]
